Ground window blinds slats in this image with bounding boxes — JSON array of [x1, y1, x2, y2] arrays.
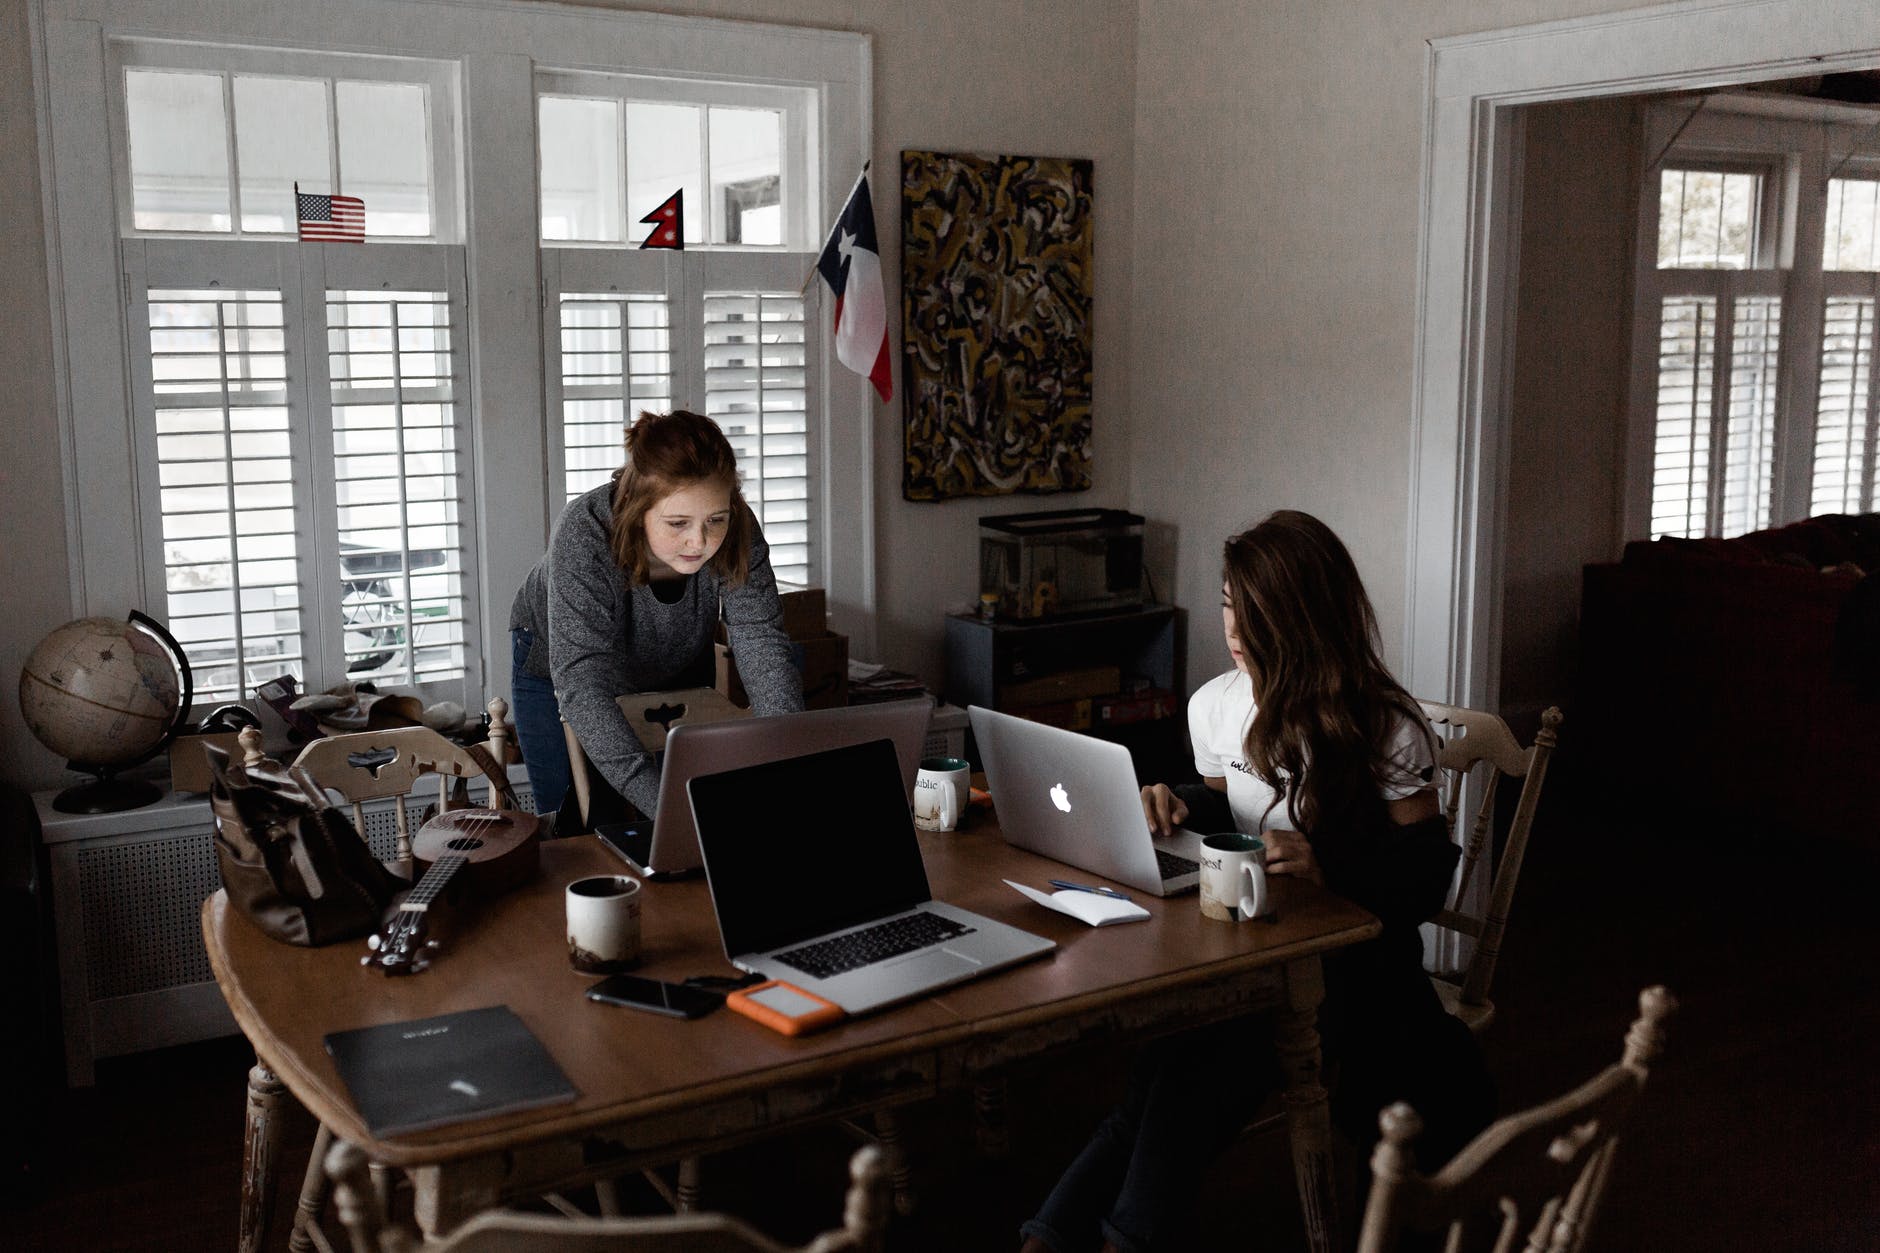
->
[[1811, 294, 1876, 515], [1651, 295, 1715, 539], [147, 288, 302, 702], [557, 293, 672, 500], [703, 290, 811, 587], [328, 289, 467, 687], [1720, 295, 1780, 536]]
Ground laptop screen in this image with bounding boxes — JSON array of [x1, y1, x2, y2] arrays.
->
[[688, 738, 933, 958]]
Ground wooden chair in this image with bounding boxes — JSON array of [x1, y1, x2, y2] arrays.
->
[[324, 1139, 891, 1253], [1356, 985, 1677, 1253], [292, 698, 520, 869], [254, 700, 519, 1253], [1417, 701, 1563, 1033], [560, 688, 750, 834]]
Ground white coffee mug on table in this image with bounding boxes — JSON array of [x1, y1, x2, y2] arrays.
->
[[912, 756, 971, 832], [566, 874, 643, 973], [1198, 832, 1270, 922]]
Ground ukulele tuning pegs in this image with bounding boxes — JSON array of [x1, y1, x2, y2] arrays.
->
[[366, 934, 382, 951], [359, 954, 373, 967], [425, 940, 441, 950]]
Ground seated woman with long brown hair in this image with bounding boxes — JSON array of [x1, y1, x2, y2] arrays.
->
[[1020, 510, 1493, 1253]]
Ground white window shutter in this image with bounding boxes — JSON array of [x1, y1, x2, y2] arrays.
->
[[325, 288, 469, 686], [1811, 293, 1877, 516], [142, 287, 305, 702], [703, 291, 811, 588]]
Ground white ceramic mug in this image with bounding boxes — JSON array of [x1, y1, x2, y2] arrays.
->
[[566, 874, 643, 973], [912, 756, 971, 832], [1198, 832, 1270, 922]]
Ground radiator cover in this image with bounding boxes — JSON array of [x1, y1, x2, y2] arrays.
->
[[38, 770, 535, 1085]]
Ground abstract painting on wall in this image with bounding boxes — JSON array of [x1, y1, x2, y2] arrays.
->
[[900, 150, 1094, 501]]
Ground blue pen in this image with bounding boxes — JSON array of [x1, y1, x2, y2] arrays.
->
[[1049, 878, 1132, 901]]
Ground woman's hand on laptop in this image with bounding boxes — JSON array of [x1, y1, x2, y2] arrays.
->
[[1140, 784, 1188, 836]]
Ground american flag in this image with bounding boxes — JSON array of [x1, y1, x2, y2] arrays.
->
[[296, 189, 365, 243]]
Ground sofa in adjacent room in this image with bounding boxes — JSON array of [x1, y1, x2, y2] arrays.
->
[[1577, 513, 1880, 843]]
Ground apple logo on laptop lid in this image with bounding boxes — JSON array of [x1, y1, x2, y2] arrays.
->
[[1050, 782, 1072, 813]]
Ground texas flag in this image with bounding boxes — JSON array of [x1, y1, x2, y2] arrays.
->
[[815, 167, 893, 403]]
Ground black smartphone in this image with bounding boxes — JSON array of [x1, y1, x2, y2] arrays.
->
[[584, 973, 722, 1019]]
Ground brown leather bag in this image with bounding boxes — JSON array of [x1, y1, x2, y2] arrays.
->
[[205, 745, 407, 946]]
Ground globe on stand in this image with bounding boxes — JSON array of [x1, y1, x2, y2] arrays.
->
[[18, 611, 195, 813]]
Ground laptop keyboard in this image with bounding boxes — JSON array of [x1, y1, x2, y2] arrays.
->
[[775, 912, 976, 980], [1156, 847, 1200, 880]]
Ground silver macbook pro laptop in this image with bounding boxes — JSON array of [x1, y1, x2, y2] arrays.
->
[[688, 738, 1056, 1015], [598, 699, 933, 878], [969, 705, 1206, 897]]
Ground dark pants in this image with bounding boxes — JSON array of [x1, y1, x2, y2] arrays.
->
[[1022, 971, 1493, 1253], [509, 628, 570, 817], [1021, 1018, 1279, 1253]]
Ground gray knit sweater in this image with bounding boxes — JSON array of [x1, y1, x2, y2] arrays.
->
[[509, 484, 803, 815]]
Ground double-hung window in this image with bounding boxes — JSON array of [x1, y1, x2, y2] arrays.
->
[[109, 43, 472, 706], [39, 0, 873, 723], [537, 72, 821, 588], [1628, 98, 1880, 539]]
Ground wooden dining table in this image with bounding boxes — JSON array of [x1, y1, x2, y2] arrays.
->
[[203, 815, 1380, 1253]]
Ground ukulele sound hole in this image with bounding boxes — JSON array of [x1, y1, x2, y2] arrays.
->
[[444, 836, 486, 852]]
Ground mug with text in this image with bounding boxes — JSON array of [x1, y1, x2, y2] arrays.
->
[[912, 756, 971, 832], [1198, 832, 1270, 922], [566, 874, 643, 973]]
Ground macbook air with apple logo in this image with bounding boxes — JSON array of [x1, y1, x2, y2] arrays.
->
[[968, 705, 1206, 897]]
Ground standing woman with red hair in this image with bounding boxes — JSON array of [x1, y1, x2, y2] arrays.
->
[[508, 410, 802, 821]]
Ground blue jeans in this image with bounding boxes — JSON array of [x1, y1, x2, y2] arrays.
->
[[509, 628, 570, 818], [1021, 1017, 1277, 1253]]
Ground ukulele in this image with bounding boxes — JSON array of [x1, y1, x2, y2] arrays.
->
[[362, 808, 541, 975]]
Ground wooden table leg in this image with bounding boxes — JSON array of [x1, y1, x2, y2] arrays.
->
[[870, 1109, 917, 1216], [240, 1060, 287, 1253], [972, 1080, 1010, 1159], [676, 1156, 703, 1212], [1276, 957, 1340, 1253]]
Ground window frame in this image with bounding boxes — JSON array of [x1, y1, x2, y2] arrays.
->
[[535, 68, 815, 249], [105, 39, 463, 243], [119, 237, 479, 710], [34, 0, 876, 720], [1623, 98, 1880, 540]]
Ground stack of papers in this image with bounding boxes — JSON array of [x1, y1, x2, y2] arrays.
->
[[1004, 879, 1150, 926]]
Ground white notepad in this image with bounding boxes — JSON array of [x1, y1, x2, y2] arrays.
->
[[1004, 879, 1150, 927]]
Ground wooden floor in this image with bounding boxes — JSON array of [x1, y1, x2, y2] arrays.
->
[[7, 768, 1879, 1251]]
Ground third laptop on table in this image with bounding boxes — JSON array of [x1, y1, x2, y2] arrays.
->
[[969, 704, 1206, 897], [597, 699, 932, 878]]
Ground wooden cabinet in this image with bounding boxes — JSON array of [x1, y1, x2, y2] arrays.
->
[[944, 604, 1185, 777]]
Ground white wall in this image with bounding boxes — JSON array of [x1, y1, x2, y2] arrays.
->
[[1500, 96, 1639, 727], [0, 0, 1140, 789], [0, 0, 77, 793], [1126, 0, 1650, 686]]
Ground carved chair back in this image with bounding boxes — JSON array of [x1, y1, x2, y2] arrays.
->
[[1356, 986, 1676, 1253], [288, 697, 515, 867], [1416, 700, 1563, 1032], [325, 1140, 891, 1253]]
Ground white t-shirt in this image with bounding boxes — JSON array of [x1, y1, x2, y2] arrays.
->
[[1187, 669, 1437, 835]]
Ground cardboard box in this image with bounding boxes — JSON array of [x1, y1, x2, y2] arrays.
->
[[1008, 697, 1094, 732], [997, 665, 1121, 708], [774, 583, 828, 640], [717, 630, 849, 711], [168, 731, 244, 794]]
